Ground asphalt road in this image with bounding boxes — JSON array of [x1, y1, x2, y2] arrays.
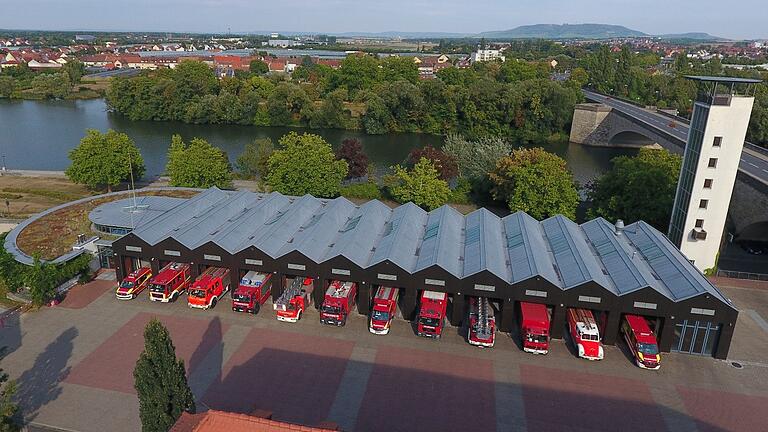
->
[[583, 89, 768, 186]]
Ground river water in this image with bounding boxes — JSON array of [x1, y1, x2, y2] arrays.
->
[[0, 99, 635, 182]]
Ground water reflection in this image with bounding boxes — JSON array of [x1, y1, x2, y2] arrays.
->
[[0, 99, 635, 180]]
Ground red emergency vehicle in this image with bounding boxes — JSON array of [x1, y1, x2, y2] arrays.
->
[[567, 308, 604, 360], [416, 290, 448, 338], [622, 315, 661, 370], [273, 277, 313, 322], [149, 262, 191, 302], [520, 302, 550, 354], [320, 280, 358, 326], [232, 271, 273, 314], [116, 267, 152, 300], [369, 286, 399, 335], [187, 267, 231, 309], [468, 297, 495, 348]]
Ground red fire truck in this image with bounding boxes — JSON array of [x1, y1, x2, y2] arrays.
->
[[416, 290, 448, 338], [116, 267, 152, 300], [149, 262, 191, 302], [232, 271, 273, 314], [273, 277, 314, 322], [468, 297, 495, 348], [369, 286, 399, 335], [320, 280, 358, 326], [520, 302, 550, 355], [622, 315, 661, 370], [567, 308, 604, 361], [187, 267, 231, 310]]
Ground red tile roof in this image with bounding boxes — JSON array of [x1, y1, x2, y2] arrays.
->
[[171, 410, 339, 432]]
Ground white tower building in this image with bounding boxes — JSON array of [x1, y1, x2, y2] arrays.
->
[[668, 76, 761, 272]]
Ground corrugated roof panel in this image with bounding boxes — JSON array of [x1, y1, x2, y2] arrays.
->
[[581, 218, 649, 295], [463, 209, 508, 280], [502, 212, 559, 286], [212, 192, 292, 253], [414, 205, 464, 277], [369, 202, 427, 272], [541, 215, 612, 291], [623, 221, 730, 303], [247, 195, 324, 257], [322, 200, 392, 267], [172, 191, 256, 249], [277, 197, 356, 261], [88, 196, 187, 230], [131, 187, 234, 245]]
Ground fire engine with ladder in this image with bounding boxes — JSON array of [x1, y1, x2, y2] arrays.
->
[[273, 277, 313, 322], [468, 297, 496, 348]]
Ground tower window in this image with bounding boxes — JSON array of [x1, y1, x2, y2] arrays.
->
[[695, 219, 704, 228], [713, 136, 722, 147], [699, 199, 709, 209], [704, 179, 713, 189], [708, 158, 718, 168]]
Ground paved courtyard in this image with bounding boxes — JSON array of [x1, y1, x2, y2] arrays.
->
[[1, 273, 767, 432]]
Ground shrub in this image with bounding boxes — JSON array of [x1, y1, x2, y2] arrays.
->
[[339, 182, 382, 200]]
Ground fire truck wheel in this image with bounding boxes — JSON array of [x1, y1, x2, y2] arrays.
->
[[252, 303, 260, 315], [297, 310, 302, 321], [211, 298, 218, 308]]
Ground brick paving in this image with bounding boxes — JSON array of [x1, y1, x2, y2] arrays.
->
[[58, 279, 114, 309], [0, 275, 767, 432]]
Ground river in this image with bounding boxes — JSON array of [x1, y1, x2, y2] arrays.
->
[[0, 99, 636, 182]]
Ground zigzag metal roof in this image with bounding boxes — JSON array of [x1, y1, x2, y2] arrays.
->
[[114, 188, 732, 308]]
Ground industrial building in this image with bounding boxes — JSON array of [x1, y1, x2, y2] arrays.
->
[[100, 187, 738, 359]]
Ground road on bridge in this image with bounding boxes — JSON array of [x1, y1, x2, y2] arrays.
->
[[583, 89, 768, 187]]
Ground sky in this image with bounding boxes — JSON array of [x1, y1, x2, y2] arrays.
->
[[3, 0, 767, 40]]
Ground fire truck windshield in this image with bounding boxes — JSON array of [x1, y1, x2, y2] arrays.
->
[[321, 305, 341, 314], [149, 284, 165, 293], [419, 317, 440, 327], [371, 310, 389, 322], [190, 289, 206, 298], [527, 334, 548, 343], [638, 342, 659, 355], [233, 293, 250, 302], [119, 281, 134, 289]]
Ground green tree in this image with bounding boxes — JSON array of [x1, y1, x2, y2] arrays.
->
[[30, 72, 71, 99], [389, 158, 451, 210], [249, 59, 269, 74], [490, 148, 579, 220], [381, 56, 419, 83], [443, 134, 511, 180], [336, 55, 381, 96], [266, 132, 348, 197], [0, 368, 17, 431], [236, 138, 274, 179], [26, 257, 58, 307], [587, 148, 682, 231], [0, 76, 15, 98], [63, 60, 86, 83], [134, 319, 195, 432], [166, 135, 233, 189], [65, 129, 145, 192]]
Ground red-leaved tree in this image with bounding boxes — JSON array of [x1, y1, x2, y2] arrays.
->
[[336, 138, 370, 179], [406, 145, 458, 180]]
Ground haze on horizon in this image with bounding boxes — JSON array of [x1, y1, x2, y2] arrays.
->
[[4, 0, 767, 40]]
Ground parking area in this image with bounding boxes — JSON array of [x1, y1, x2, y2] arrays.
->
[[1, 275, 767, 432]]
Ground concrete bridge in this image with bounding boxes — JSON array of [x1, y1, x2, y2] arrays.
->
[[571, 90, 768, 241]]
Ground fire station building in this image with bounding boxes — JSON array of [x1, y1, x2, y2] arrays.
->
[[100, 187, 738, 359]]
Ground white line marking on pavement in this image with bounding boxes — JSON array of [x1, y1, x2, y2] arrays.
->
[[746, 309, 768, 335]]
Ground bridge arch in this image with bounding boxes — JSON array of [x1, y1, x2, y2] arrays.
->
[[607, 131, 659, 148]]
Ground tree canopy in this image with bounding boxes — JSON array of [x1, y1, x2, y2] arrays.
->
[[490, 147, 579, 220], [443, 134, 511, 180], [166, 135, 233, 189], [134, 319, 195, 432], [266, 132, 348, 197], [406, 145, 459, 180], [249, 59, 269, 74], [335, 138, 369, 179], [65, 129, 145, 192], [587, 148, 682, 231], [236, 138, 274, 179], [388, 157, 451, 210]]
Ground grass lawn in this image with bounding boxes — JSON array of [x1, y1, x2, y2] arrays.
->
[[7, 176, 199, 260]]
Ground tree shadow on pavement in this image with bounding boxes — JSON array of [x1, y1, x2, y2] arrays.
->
[[0, 307, 24, 358], [187, 316, 223, 411], [14, 327, 77, 423]]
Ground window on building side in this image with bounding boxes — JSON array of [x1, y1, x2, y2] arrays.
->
[[699, 199, 708, 209], [713, 136, 722, 147], [695, 219, 704, 228], [704, 178, 713, 189], [708, 158, 718, 168]]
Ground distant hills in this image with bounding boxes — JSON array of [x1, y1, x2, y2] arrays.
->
[[477, 24, 723, 41]]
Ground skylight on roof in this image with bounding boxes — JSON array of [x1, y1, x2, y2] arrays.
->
[[339, 215, 362, 233], [265, 210, 287, 225], [465, 226, 480, 244], [423, 223, 439, 240]]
